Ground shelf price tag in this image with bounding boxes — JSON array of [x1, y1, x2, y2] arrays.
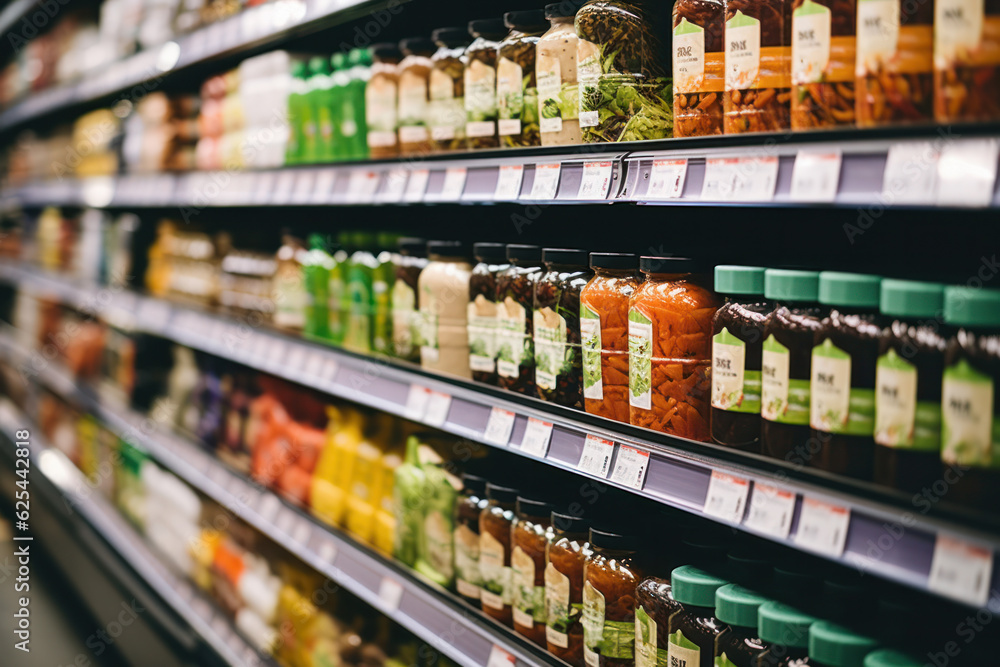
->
[[346, 169, 379, 203], [928, 536, 993, 606], [378, 577, 404, 611], [378, 168, 408, 202], [935, 139, 999, 208], [424, 391, 452, 426], [487, 646, 516, 667], [293, 170, 316, 203], [646, 158, 688, 199], [703, 471, 750, 524], [744, 483, 796, 539], [256, 494, 281, 523], [577, 434, 615, 478], [312, 169, 337, 203], [702, 156, 779, 201], [439, 167, 468, 200], [527, 162, 561, 200], [266, 340, 287, 369], [609, 444, 650, 490], [253, 171, 276, 204], [790, 151, 842, 202], [882, 142, 939, 205], [138, 299, 171, 332], [316, 538, 338, 564], [794, 498, 851, 556], [577, 160, 614, 199], [404, 385, 431, 421], [494, 164, 525, 200], [293, 518, 312, 545], [271, 170, 296, 204], [403, 169, 430, 202], [484, 407, 516, 446], [520, 418, 553, 458]]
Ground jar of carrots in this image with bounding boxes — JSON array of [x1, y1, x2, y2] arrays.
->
[[628, 257, 719, 441]]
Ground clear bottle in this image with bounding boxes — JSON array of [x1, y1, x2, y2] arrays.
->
[[790, 0, 856, 129], [272, 233, 307, 332], [468, 242, 510, 385], [545, 512, 591, 666], [366, 42, 402, 159], [497, 10, 548, 148], [397, 37, 436, 157], [538, 2, 583, 146], [343, 232, 379, 354], [512, 496, 556, 645], [723, 0, 792, 132], [479, 482, 520, 626], [429, 27, 472, 152], [465, 18, 508, 149], [418, 241, 473, 378]]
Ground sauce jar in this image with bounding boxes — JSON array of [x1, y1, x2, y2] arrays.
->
[[538, 2, 584, 146], [546, 511, 592, 666], [711, 265, 769, 452], [807, 621, 878, 667], [454, 472, 488, 604], [365, 42, 402, 159], [512, 496, 557, 645], [582, 253, 641, 423], [479, 482, 520, 625], [498, 10, 548, 148], [723, 0, 792, 132], [668, 565, 730, 667], [534, 248, 593, 408], [469, 242, 510, 385], [397, 37, 436, 157], [873, 279, 947, 493], [672, 0, 726, 136], [391, 237, 427, 362], [934, 0, 1000, 122], [629, 257, 719, 441], [790, 0, 856, 129], [810, 272, 883, 480], [714, 585, 770, 667], [429, 27, 471, 152], [417, 241, 473, 379], [760, 269, 823, 463], [757, 601, 817, 666], [465, 18, 508, 149], [497, 244, 545, 395]]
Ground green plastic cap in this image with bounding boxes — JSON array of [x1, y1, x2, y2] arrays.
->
[[765, 269, 820, 303], [758, 602, 816, 649], [715, 265, 766, 295], [944, 286, 1000, 328], [880, 279, 945, 318], [863, 650, 923, 667], [291, 61, 308, 78], [309, 56, 331, 75], [809, 621, 879, 667], [671, 566, 729, 608], [819, 272, 881, 308], [715, 584, 770, 628], [331, 52, 348, 70], [349, 48, 372, 66], [307, 233, 327, 250]]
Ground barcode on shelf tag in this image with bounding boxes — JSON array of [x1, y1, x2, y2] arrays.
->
[[703, 471, 750, 524], [484, 407, 516, 445], [379, 577, 404, 611], [347, 169, 380, 203], [743, 483, 796, 538], [378, 168, 408, 202], [935, 139, 999, 208], [790, 151, 842, 202], [609, 444, 650, 490], [494, 164, 525, 200], [577, 434, 615, 478], [882, 142, 939, 205], [928, 536, 993, 606], [272, 170, 296, 204], [312, 169, 337, 203], [527, 162, 561, 200], [702, 156, 779, 201], [424, 391, 452, 426], [646, 158, 688, 199], [794, 498, 851, 556], [440, 167, 468, 200], [487, 645, 516, 667], [577, 161, 614, 200], [257, 494, 281, 522], [404, 385, 431, 421], [520, 418, 553, 458], [403, 169, 430, 202]]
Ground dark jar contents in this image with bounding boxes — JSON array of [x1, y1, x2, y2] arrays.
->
[[714, 584, 771, 667], [673, 0, 726, 136], [454, 473, 489, 603], [511, 497, 556, 646], [465, 19, 507, 149], [933, 0, 1000, 123], [391, 237, 428, 362], [790, 0, 856, 129], [497, 245, 545, 395], [635, 577, 680, 667], [479, 483, 520, 626], [711, 266, 769, 452], [723, 0, 792, 132], [497, 11, 547, 148], [534, 249, 593, 408], [468, 243, 510, 385], [546, 512, 592, 667], [668, 566, 730, 667], [429, 27, 471, 152], [757, 601, 817, 667]]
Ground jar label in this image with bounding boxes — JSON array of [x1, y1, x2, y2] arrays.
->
[[545, 562, 572, 648], [578, 39, 601, 128], [875, 348, 941, 450], [628, 309, 653, 410], [582, 580, 605, 667], [712, 328, 762, 413], [762, 335, 811, 424], [675, 18, 707, 93], [635, 606, 668, 667], [454, 523, 481, 598], [468, 297, 499, 372], [429, 69, 465, 141], [392, 280, 416, 357], [934, 0, 985, 66], [942, 359, 997, 467], [365, 79, 398, 136], [417, 308, 439, 363], [538, 58, 580, 132], [329, 276, 346, 341], [582, 306, 604, 400], [792, 0, 832, 84], [811, 339, 876, 435], [423, 510, 454, 580], [512, 546, 545, 628], [479, 530, 510, 609], [497, 57, 524, 136], [725, 11, 762, 90], [535, 308, 569, 390], [856, 0, 901, 76], [668, 629, 701, 667], [497, 297, 530, 378]]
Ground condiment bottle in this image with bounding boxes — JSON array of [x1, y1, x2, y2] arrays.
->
[[396, 37, 435, 157], [479, 482, 520, 626], [534, 248, 593, 408], [757, 601, 817, 666], [391, 237, 427, 362], [790, 0, 856, 129], [545, 511, 591, 666], [873, 279, 947, 492], [417, 241, 473, 379], [672, 0, 725, 136], [328, 53, 350, 161], [366, 42, 402, 159], [934, 0, 1000, 122], [723, 0, 792, 132], [328, 232, 351, 346], [714, 584, 770, 667], [581, 253, 641, 423], [512, 495, 557, 646], [273, 233, 307, 332], [343, 231, 379, 354], [454, 472, 489, 603], [760, 269, 823, 463], [807, 621, 878, 667], [864, 650, 923, 667], [343, 48, 372, 160], [285, 61, 309, 164], [468, 242, 509, 385], [497, 244, 545, 395], [537, 2, 583, 146], [940, 287, 1000, 510], [429, 27, 472, 152], [372, 232, 396, 356], [304, 56, 332, 162], [303, 234, 334, 340], [629, 257, 719, 441], [810, 272, 883, 480], [668, 565, 730, 667], [711, 265, 769, 452], [497, 10, 548, 148], [465, 18, 508, 149]]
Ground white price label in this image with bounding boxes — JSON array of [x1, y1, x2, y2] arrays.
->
[[319, 357, 339, 382], [527, 162, 561, 200], [266, 340, 287, 369], [138, 300, 171, 332], [211, 614, 232, 639], [347, 170, 379, 203], [577, 434, 615, 478], [790, 151, 842, 203], [494, 164, 525, 200], [293, 518, 312, 545], [702, 156, 779, 201], [935, 140, 999, 208], [285, 345, 307, 371], [293, 170, 316, 202], [439, 167, 468, 200], [703, 471, 750, 524], [484, 407, 516, 445], [209, 464, 230, 488], [403, 169, 430, 202], [744, 483, 796, 539], [272, 170, 296, 204], [257, 494, 281, 522], [794, 498, 851, 556], [253, 171, 276, 204], [519, 418, 553, 458], [379, 577, 404, 611], [316, 538, 338, 563], [646, 158, 688, 199], [487, 646, 516, 667], [882, 142, 939, 205], [577, 160, 614, 200], [312, 169, 337, 204], [276, 508, 298, 536], [404, 385, 431, 421], [609, 444, 650, 490], [378, 168, 408, 202], [928, 536, 993, 606], [424, 391, 452, 426]]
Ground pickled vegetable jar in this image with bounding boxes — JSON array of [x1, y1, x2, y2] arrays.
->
[[538, 3, 584, 146], [512, 496, 556, 645], [672, 0, 725, 136], [454, 473, 488, 603], [497, 244, 545, 395], [667, 566, 730, 667], [480, 482, 520, 625], [391, 237, 427, 362], [429, 27, 471, 152], [581, 253, 640, 423], [790, 0, 856, 129], [545, 512, 591, 666], [366, 42, 402, 159], [468, 243, 510, 385], [629, 257, 719, 441], [723, 0, 792, 132], [465, 19, 508, 149], [498, 10, 548, 148], [635, 577, 680, 667], [934, 0, 1000, 122], [397, 37, 436, 157], [714, 585, 771, 667], [418, 241, 473, 379]]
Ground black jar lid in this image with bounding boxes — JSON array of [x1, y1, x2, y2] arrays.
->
[[370, 42, 402, 60], [474, 242, 508, 263], [461, 472, 487, 497], [545, 0, 586, 19], [589, 526, 643, 551], [468, 18, 508, 41], [486, 482, 520, 503], [506, 244, 543, 263], [543, 248, 589, 266], [400, 36, 436, 56], [640, 256, 706, 274], [432, 26, 473, 48], [504, 9, 549, 32], [551, 511, 589, 535], [397, 236, 427, 257], [427, 240, 471, 257], [516, 496, 556, 519], [590, 252, 637, 270]]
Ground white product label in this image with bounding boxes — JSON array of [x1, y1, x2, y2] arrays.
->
[[744, 483, 796, 538], [520, 418, 553, 458], [578, 161, 614, 200], [545, 562, 571, 648], [439, 167, 467, 200], [494, 164, 525, 200], [668, 638, 700, 667], [790, 150, 842, 202], [874, 353, 917, 447], [934, 0, 984, 65], [497, 57, 524, 136], [795, 498, 851, 556], [762, 337, 791, 422], [467, 120, 496, 137], [712, 330, 747, 410], [703, 471, 750, 523], [578, 39, 600, 128], [609, 444, 650, 490], [537, 62, 563, 133], [725, 12, 762, 90], [702, 157, 779, 201], [674, 19, 706, 93], [379, 577, 404, 611], [646, 159, 688, 199], [582, 581, 605, 667], [578, 435, 615, 478], [936, 139, 1000, 208], [581, 308, 603, 400], [941, 361, 995, 466], [856, 0, 901, 75], [484, 407, 516, 445], [882, 142, 939, 205], [346, 169, 379, 203], [528, 163, 561, 200], [404, 385, 430, 421], [628, 312, 653, 411], [512, 546, 539, 629], [928, 535, 993, 607], [810, 342, 852, 432], [480, 531, 510, 609], [792, 1, 832, 84]]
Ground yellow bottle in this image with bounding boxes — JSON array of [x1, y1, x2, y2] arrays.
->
[[310, 406, 362, 527], [373, 444, 402, 554]]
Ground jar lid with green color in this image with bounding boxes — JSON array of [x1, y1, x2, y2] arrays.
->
[[671, 565, 729, 608], [715, 265, 766, 295], [944, 286, 1000, 328], [808, 621, 879, 667], [757, 601, 816, 648], [863, 650, 923, 667], [880, 279, 945, 318], [818, 272, 881, 308], [764, 269, 820, 303], [715, 584, 770, 628]]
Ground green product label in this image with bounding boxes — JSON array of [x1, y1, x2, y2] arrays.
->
[[534, 308, 570, 391], [328, 273, 346, 342], [875, 349, 941, 451], [810, 339, 875, 435], [497, 297, 530, 378], [712, 328, 762, 414], [468, 297, 499, 373], [598, 620, 636, 660], [512, 546, 545, 627], [942, 359, 999, 468], [668, 629, 701, 667], [344, 273, 373, 353], [635, 606, 669, 667], [582, 305, 603, 400], [762, 335, 810, 424], [372, 277, 391, 354], [391, 280, 416, 357], [629, 309, 653, 410], [715, 653, 738, 667]]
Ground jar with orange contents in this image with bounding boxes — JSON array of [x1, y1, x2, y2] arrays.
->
[[723, 0, 792, 132], [790, 0, 856, 129]]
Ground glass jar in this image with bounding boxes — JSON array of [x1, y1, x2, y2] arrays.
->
[[512, 496, 556, 645], [810, 272, 883, 480], [629, 257, 719, 441], [934, 0, 1000, 122], [480, 482, 520, 626], [711, 266, 769, 452], [343, 231, 378, 354], [366, 42, 402, 159], [545, 511, 591, 666], [397, 37, 435, 157], [538, 3, 583, 146], [672, 0, 725, 136], [497, 244, 545, 395], [465, 18, 508, 149], [534, 248, 593, 408], [468, 242, 509, 385], [391, 237, 428, 362], [714, 585, 770, 667], [757, 601, 816, 666], [873, 280, 947, 493], [940, 287, 1000, 510], [429, 27, 472, 152], [454, 473, 489, 603], [498, 10, 548, 148], [808, 621, 878, 667], [576, 0, 673, 142], [417, 241, 473, 379], [635, 577, 680, 667], [790, 0, 856, 129], [723, 0, 792, 132], [760, 269, 823, 463], [667, 566, 729, 667], [581, 253, 640, 423]]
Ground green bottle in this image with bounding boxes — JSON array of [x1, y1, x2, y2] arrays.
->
[[344, 231, 379, 353], [344, 48, 372, 160], [373, 232, 398, 356], [304, 56, 332, 163], [329, 52, 350, 161], [303, 234, 333, 340], [328, 232, 352, 345], [285, 61, 310, 165]]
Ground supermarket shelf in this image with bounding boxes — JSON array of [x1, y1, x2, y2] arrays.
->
[[2, 261, 999, 609], [0, 0, 43, 41]]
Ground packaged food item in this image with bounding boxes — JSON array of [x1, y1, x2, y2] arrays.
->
[[343, 232, 379, 354], [634, 576, 676, 667], [810, 272, 882, 480], [934, 0, 1000, 122], [672, 0, 725, 136], [512, 496, 556, 645], [629, 257, 718, 440], [790, 0, 856, 129], [273, 234, 307, 332], [327, 52, 349, 160], [343, 48, 372, 160], [397, 37, 435, 156], [534, 248, 593, 407], [723, 0, 792, 132], [328, 232, 351, 346], [468, 242, 510, 385], [538, 2, 584, 145], [418, 241, 473, 379], [480, 482, 520, 625], [304, 56, 333, 163], [711, 266, 769, 451], [807, 621, 878, 667], [311, 406, 364, 527], [713, 584, 770, 666], [545, 511, 591, 666], [413, 439, 460, 587], [285, 61, 309, 164], [873, 280, 946, 492], [497, 244, 545, 395], [497, 10, 548, 147], [429, 27, 472, 152], [757, 601, 817, 666], [372, 233, 396, 356], [465, 19, 508, 149], [366, 43, 402, 159], [392, 237, 428, 362], [303, 234, 334, 341], [667, 566, 729, 667], [454, 473, 489, 603], [581, 253, 641, 423]]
